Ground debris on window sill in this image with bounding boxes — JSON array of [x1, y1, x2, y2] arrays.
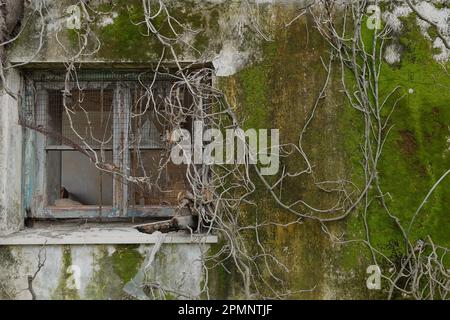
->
[[135, 215, 197, 234], [0, 221, 216, 245]]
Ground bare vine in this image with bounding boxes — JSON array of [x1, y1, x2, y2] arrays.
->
[[2, 0, 448, 299], [310, 0, 450, 299]]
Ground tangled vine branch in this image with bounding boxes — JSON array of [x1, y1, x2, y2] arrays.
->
[[1, 0, 448, 299]]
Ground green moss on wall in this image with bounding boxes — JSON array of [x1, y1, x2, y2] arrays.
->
[[85, 245, 143, 299], [112, 245, 144, 284], [52, 246, 80, 300], [378, 16, 450, 248], [215, 4, 450, 299], [88, 0, 219, 61], [339, 13, 450, 297], [93, 0, 162, 60], [39, 245, 142, 300], [215, 6, 360, 298]]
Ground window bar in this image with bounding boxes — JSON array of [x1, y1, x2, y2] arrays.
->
[[113, 82, 130, 216]]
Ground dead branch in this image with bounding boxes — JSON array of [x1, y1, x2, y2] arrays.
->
[[27, 243, 47, 300]]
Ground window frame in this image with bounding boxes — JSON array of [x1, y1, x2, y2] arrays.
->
[[21, 69, 192, 221]]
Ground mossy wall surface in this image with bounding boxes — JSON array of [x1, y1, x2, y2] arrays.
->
[[2, 0, 449, 299], [0, 243, 205, 299], [339, 13, 450, 298]]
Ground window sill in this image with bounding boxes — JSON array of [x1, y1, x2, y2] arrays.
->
[[39, 205, 188, 218], [0, 222, 217, 245]]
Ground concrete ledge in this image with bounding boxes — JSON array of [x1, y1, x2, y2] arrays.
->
[[0, 223, 217, 245]]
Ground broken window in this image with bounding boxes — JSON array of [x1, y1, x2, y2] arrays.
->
[[20, 70, 195, 221]]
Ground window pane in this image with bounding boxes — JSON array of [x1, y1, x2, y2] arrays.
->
[[29, 78, 195, 213], [46, 89, 114, 149], [128, 150, 188, 206], [47, 150, 113, 206], [129, 86, 167, 149]]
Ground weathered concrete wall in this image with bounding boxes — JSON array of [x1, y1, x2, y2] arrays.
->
[[0, 0, 449, 299], [0, 243, 206, 299], [0, 68, 23, 236]]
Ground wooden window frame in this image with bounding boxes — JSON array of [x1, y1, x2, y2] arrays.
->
[[21, 70, 191, 221]]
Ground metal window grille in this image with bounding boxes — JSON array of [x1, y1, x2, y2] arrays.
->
[[20, 70, 192, 216], [20, 71, 181, 151]]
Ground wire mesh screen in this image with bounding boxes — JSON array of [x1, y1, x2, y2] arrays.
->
[[129, 86, 167, 149], [20, 71, 181, 151], [44, 89, 114, 148], [20, 70, 193, 209]]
